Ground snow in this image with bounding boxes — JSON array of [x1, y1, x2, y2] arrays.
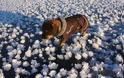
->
[[0, 0, 124, 78]]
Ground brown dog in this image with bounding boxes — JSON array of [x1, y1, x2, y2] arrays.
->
[[41, 14, 89, 47]]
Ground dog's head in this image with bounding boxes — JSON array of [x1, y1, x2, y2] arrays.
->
[[41, 19, 61, 39]]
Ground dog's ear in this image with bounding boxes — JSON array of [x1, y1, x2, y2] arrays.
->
[[51, 19, 61, 34], [52, 19, 61, 27]]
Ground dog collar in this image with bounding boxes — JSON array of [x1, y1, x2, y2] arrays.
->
[[57, 17, 67, 36]]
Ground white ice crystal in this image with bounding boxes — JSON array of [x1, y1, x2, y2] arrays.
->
[[20, 36, 25, 40], [23, 61, 29, 67], [21, 68, 30, 75], [82, 62, 89, 71], [49, 47, 55, 53], [64, 52, 72, 60], [15, 54, 21, 60], [88, 51, 94, 57], [57, 55, 64, 60], [25, 49, 32, 57], [82, 52, 88, 59], [116, 45, 122, 50], [20, 39, 25, 44], [11, 33, 17, 38], [112, 64, 123, 77], [92, 37, 102, 49], [12, 59, 21, 68], [48, 55, 56, 61], [116, 54, 123, 63], [68, 73, 77, 78], [33, 40, 40, 48], [75, 53, 82, 60], [92, 43, 100, 50], [48, 62, 58, 70], [15, 68, 22, 74], [32, 49, 39, 55], [6, 45, 13, 52], [41, 65, 49, 76], [3, 63, 12, 71], [31, 60, 40, 68], [31, 67, 38, 74], [92, 66, 98, 72], [59, 68, 67, 76], [80, 70, 88, 78], [15, 74, 20, 78], [49, 70, 56, 77], [23, 33, 29, 38], [0, 69, 4, 78], [75, 64, 82, 69], [35, 74, 43, 78], [38, 31, 43, 35], [8, 52, 15, 58], [30, 33, 35, 38], [66, 51, 72, 58], [45, 47, 50, 52], [56, 73, 62, 78]]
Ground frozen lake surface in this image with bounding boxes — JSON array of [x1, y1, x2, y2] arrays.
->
[[0, 0, 124, 78]]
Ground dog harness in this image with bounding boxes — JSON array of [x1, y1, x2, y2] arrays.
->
[[57, 17, 67, 36]]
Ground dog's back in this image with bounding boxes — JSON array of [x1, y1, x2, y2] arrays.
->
[[64, 14, 89, 35]]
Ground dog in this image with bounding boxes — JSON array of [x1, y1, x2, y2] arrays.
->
[[41, 14, 89, 47]]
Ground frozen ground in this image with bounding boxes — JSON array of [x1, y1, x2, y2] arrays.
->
[[0, 0, 124, 78]]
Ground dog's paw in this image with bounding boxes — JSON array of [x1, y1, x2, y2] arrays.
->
[[60, 42, 65, 47]]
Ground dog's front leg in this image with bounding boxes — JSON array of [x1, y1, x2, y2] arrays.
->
[[59, 34, 69, 47], [81, 30, 87, 36]]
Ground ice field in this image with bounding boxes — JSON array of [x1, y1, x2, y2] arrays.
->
[[0, 0, 124, 78]]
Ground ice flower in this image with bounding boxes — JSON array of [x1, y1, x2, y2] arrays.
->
[[35, 74, 43, 78], [116, 54, 123, 63], [66, 51, 72, 58], [15, 74, 20, 78], [33, 40, 40, 48], [82, 52, 88, 59], [12, 59, 21, 68], [31, 67, 38, 74], [59, 68, 67, 76], [57, 55, 64, 60], [23, 61, 30, 67], [75, 64, 82, 69], [49, 70, 56, 77], [88, 51, 94, 57], [75, 53, 82, 60], [25, 49, 32, 57], [3, 63, 12, 71], [0, 69, 4, 78], [48, 62, 58, 70]]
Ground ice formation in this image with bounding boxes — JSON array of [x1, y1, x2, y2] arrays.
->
[[0, 0, 123, 78]]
